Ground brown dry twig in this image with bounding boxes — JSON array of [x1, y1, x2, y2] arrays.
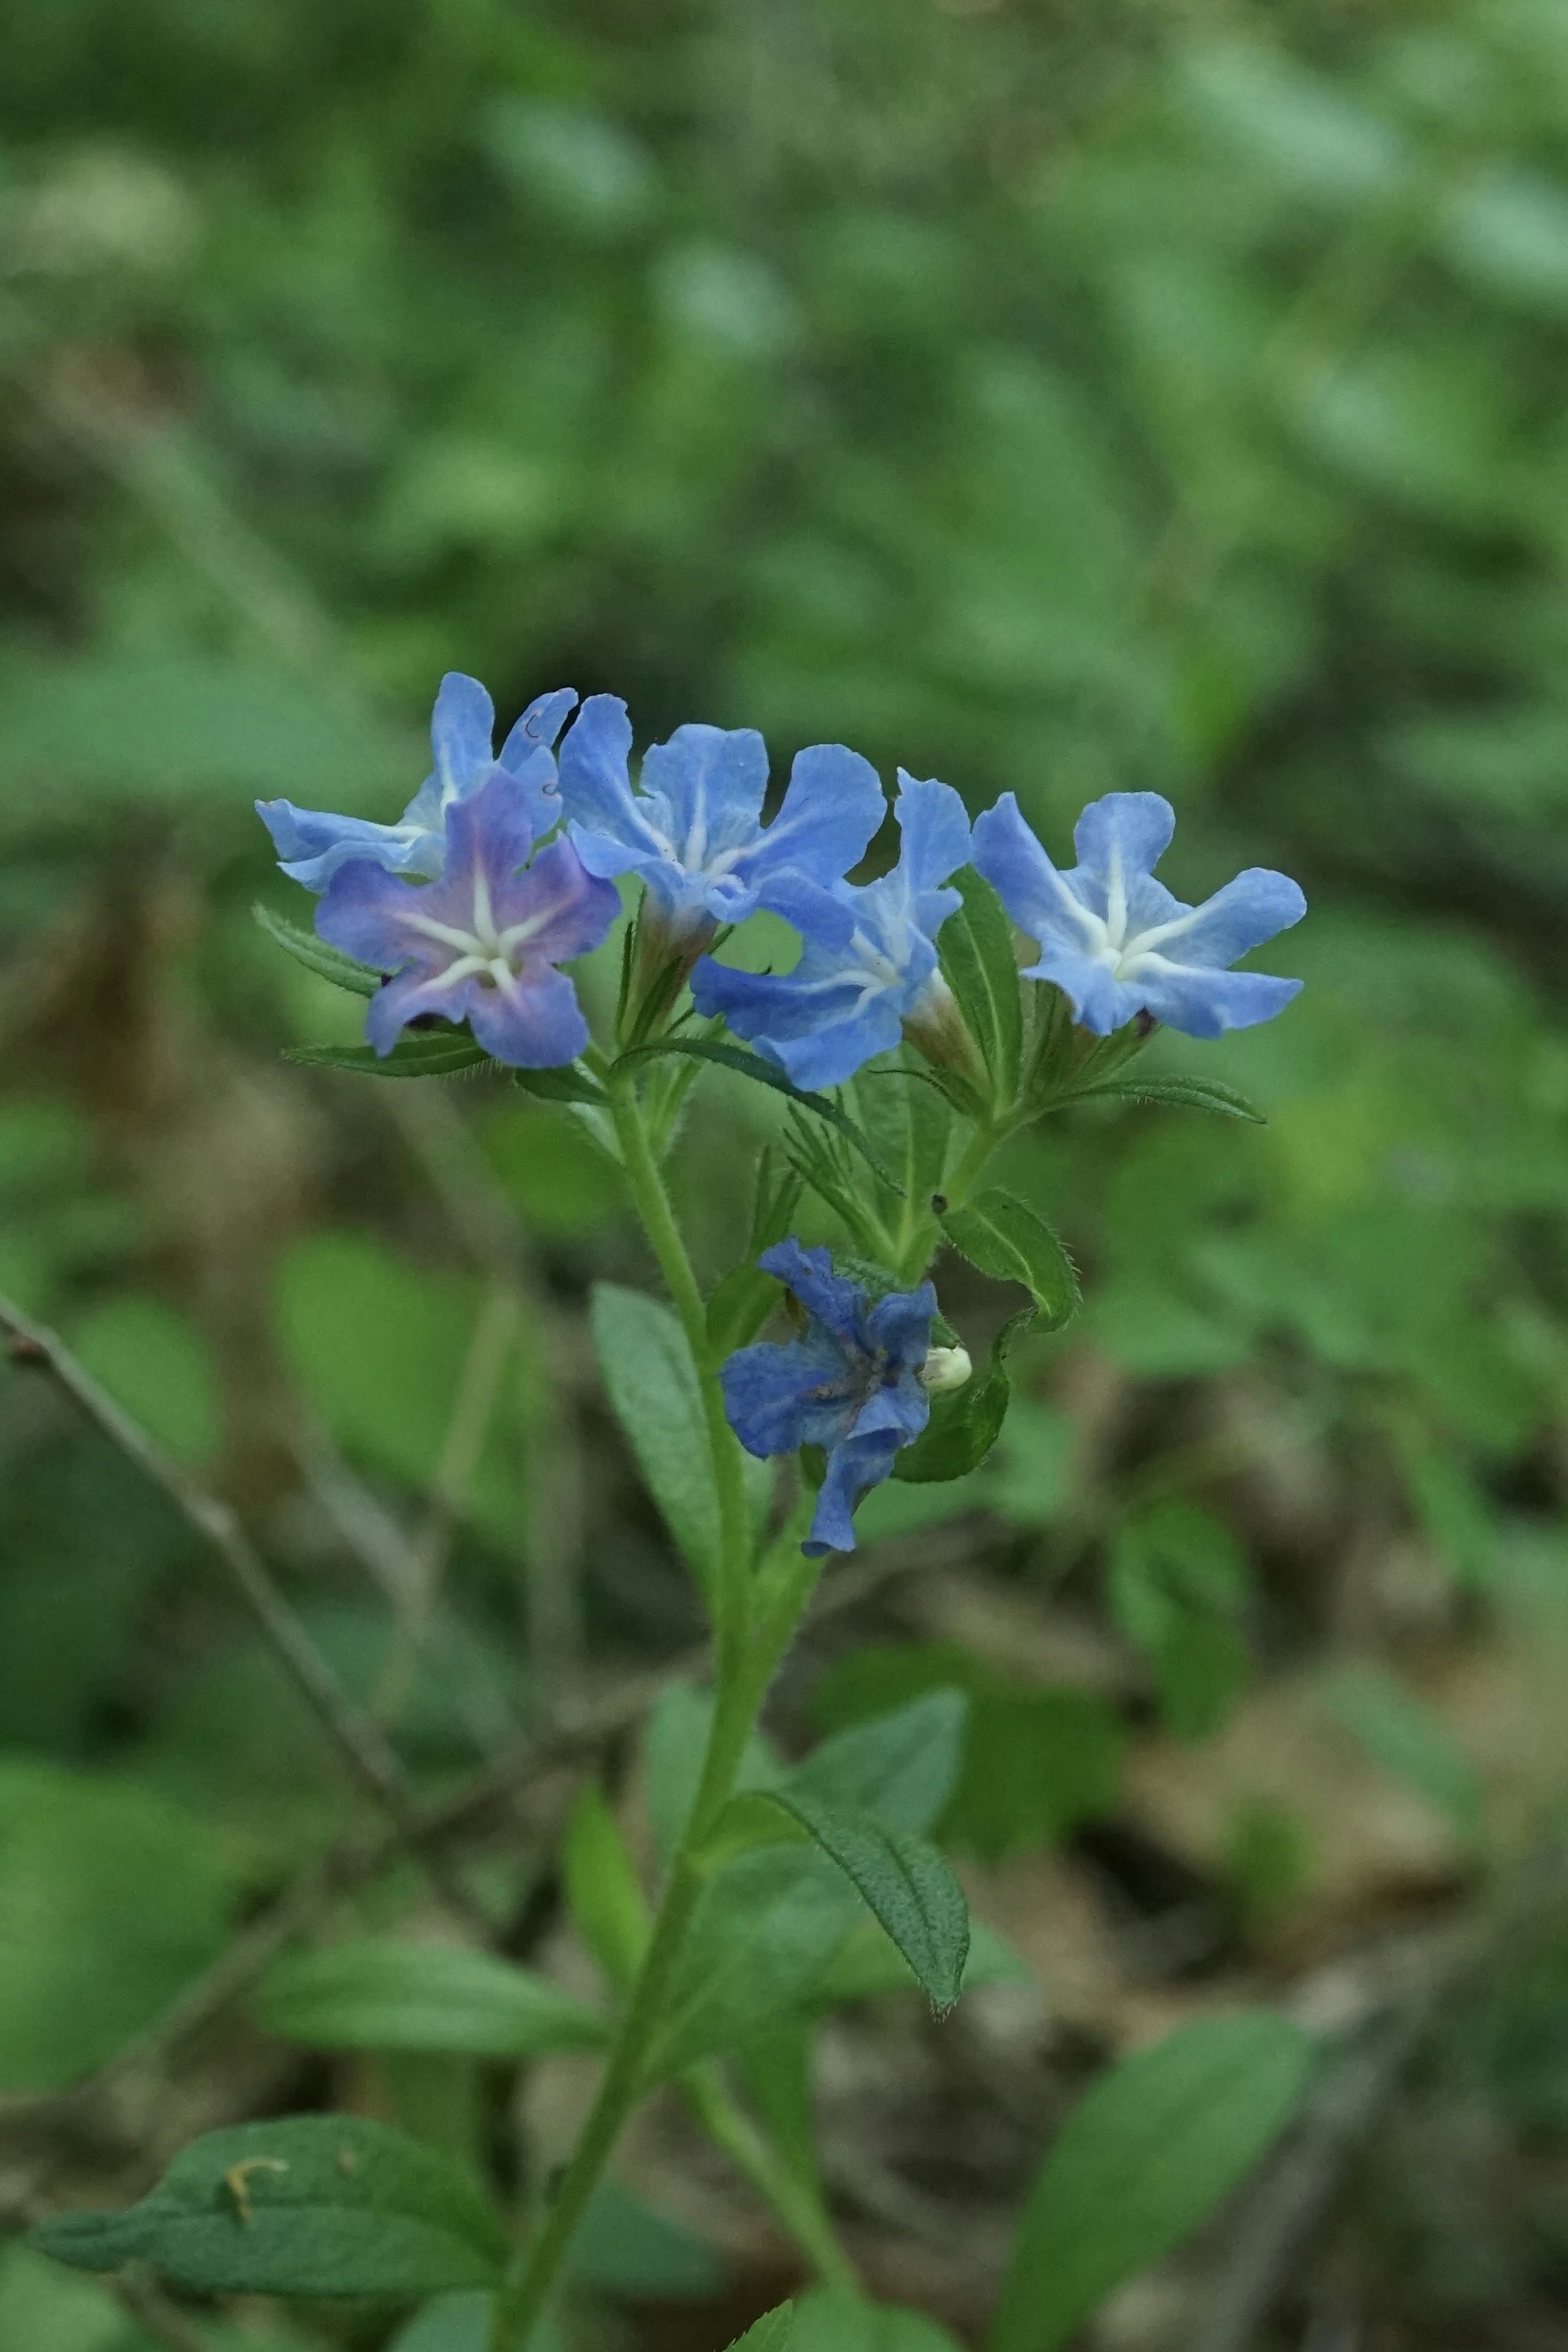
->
[[0, 1287, 486, 1932]]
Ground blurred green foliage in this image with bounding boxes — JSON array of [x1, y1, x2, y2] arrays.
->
[[11, 0, 1568, 2342]]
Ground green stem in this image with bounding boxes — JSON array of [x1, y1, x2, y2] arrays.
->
[[491, 1073, 815, 2351], [607, 1070, 753, 1658], [682, 2066, 857, 2292]]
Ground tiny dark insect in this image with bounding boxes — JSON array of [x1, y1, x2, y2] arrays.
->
[[930, 1193, 949, 1214]]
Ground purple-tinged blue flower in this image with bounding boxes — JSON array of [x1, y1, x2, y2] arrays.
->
[[557, 697, 886, 949], [722, 1240, 938, 1556], [258, 673, 577, 892], [316, 768, 619, 1067], [690, 775, 972, 1091], [973, 791, 1306, 1040]]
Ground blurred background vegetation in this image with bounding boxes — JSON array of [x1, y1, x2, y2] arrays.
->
[[7, 2, 1568, 2347]]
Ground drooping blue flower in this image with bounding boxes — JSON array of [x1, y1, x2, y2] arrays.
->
[[258, 673, 577, 892], [315, 768, 619, 1067], [690, 774, 972, 1090], [722, 1239, 938, 1556], [972, 790, 1306, 1039], [556, 696, 886, 947]]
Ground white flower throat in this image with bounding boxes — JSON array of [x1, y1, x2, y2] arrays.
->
[[1058, 848, 1209, 981]]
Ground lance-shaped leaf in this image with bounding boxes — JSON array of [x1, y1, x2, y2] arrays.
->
[[286, 1034, 491, 1078], [30, 2115, 508, 2300], [764, 1787, 970, 2014], [937, 867, 1023, 1108], [614, 1037, 902, 1194], [590, 1285, 769, 1599], [646, 1845, 864, 2078], [788, 1690, 967, 1835], [512, 1063, 609, 1106], [728, 2305, 796, 2352], [256, 1939, 609, 2059], [989, 2013, 1315, 2352], [1057, 1074, 1265, 1123], [892, 1307, 1031, 1484], [255, 901, 382, 996], [939, 1190, 1079, 1327]]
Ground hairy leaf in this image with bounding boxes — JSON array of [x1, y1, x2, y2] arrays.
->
[[286, 1035, 491, 1078], [765, 1789, 970, 2013], [256, 1939, 608, 2058]]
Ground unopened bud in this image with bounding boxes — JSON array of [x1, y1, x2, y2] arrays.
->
[[920, 1343, 973, 1395]]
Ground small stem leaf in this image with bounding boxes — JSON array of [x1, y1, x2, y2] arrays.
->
[[256, 1940, 610, 2059], [590, 1284, 722, 1599], [286, 1035, 492, 1078], [563, 1785, 653, 1992], [989, 2013, 1316, 2352], [614, 1038, 903, 1195], [793, 2288, 964, 2352], [764, 1789, 969, 2013], [254, 902, 382, 998], [646, 1846, 865, 2079], [892, 1305, 1033, 1484], [936, 867, 1024, 1107], [512, 1064, 609, 1106], [29, 2114, 508, 2299], [1053, 1075, 1265, 1123], [728, 2305, 796, 2352], [788, 1691, 968, 1835], [940, 1190, 1080, 1327]]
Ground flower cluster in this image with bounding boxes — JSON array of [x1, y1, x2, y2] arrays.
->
[[258, 670, 1308, 1552]]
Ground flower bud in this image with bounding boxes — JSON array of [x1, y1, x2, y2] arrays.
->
[[919, 1343, 973, 1395]]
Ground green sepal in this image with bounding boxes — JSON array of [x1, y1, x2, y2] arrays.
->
[[286, 1033, 492, 1078], [940, 1188, 1080, 1326], [615, 1036, 903, 1194], [891, 1305, 1032, 1483], [255, 902, 382, 998], [936, 866, 1023, 1109]]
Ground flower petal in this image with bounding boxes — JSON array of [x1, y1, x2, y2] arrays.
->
[[863, 1281, 939, 1371], [640, 724, 769, 852], [256, 801, 438, 893], [497, 836, 621, 964], [721, 1330, 851, 1459], [558, 696, 663, 853], [892, 773, 972, 894], [465, 962, 592, 1067], [972, 793, 1103, 955], [804, 1427, 904, 1555], [430, 673, 497, 800], [1070, 792, 1176, 885], [758, 1239, 865, 1344], [1129, 963, 1304, 1040], [498, 686, 577, 769], [741, 743, 886, 894], [1127, 868, 1307, 970]]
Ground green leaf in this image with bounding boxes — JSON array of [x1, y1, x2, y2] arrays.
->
[[989, 2013, 1316, 2352], [808, 1912, 1030, 2007], [854, 1056, 954, 1214], [937, 866, 1023, 1107], [939, 1189, 1079, 1326], [728, 2304, 795, 2352], [256, 1939, 610, 2058], [764, 1789, 969, 2013], [1109, 1503, 1253, 1742], [794, 2286, 964, 2352], [642, 1682, 784, 1868], [286, 1034, 492, 1078], [254, 901, 382, 997], [388, 2294, 498, 2352], [615, 1038, 902, 1194], [590, 1285, 768, 1596], [1323, 1664, 1483, 1839], [892, 1307, 1032, 1484], [569, 2180, 726, 2298], [511, 1063, 609, 1106], [563, 1784, 650, 1992], [788, 1691, 967, 1835], [1062, 1075, 1265, 1123], [0, 1764, 234, 2094], [30, 2115, 508, 2299], [813, 1645, 1126, 1862], [647, 1845, 864, 2078]]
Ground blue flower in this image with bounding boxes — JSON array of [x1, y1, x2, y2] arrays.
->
[[721, 1240, 938, 1556], [972, 791, 1306, 1039], [690, 775, 972, 1090], [556, 697, 886, 947], [258, 673, 577, 892], [315, 767, 619, 1067]]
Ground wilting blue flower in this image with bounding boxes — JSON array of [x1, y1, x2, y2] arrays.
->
[[690, 775, 972, 1090], [258, 673, 577, 892], [316, 768, 619, 1067], [972, 791, 1306, 1039], [557, 697, 886, 947], [722, 1240, 938, 1556]]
